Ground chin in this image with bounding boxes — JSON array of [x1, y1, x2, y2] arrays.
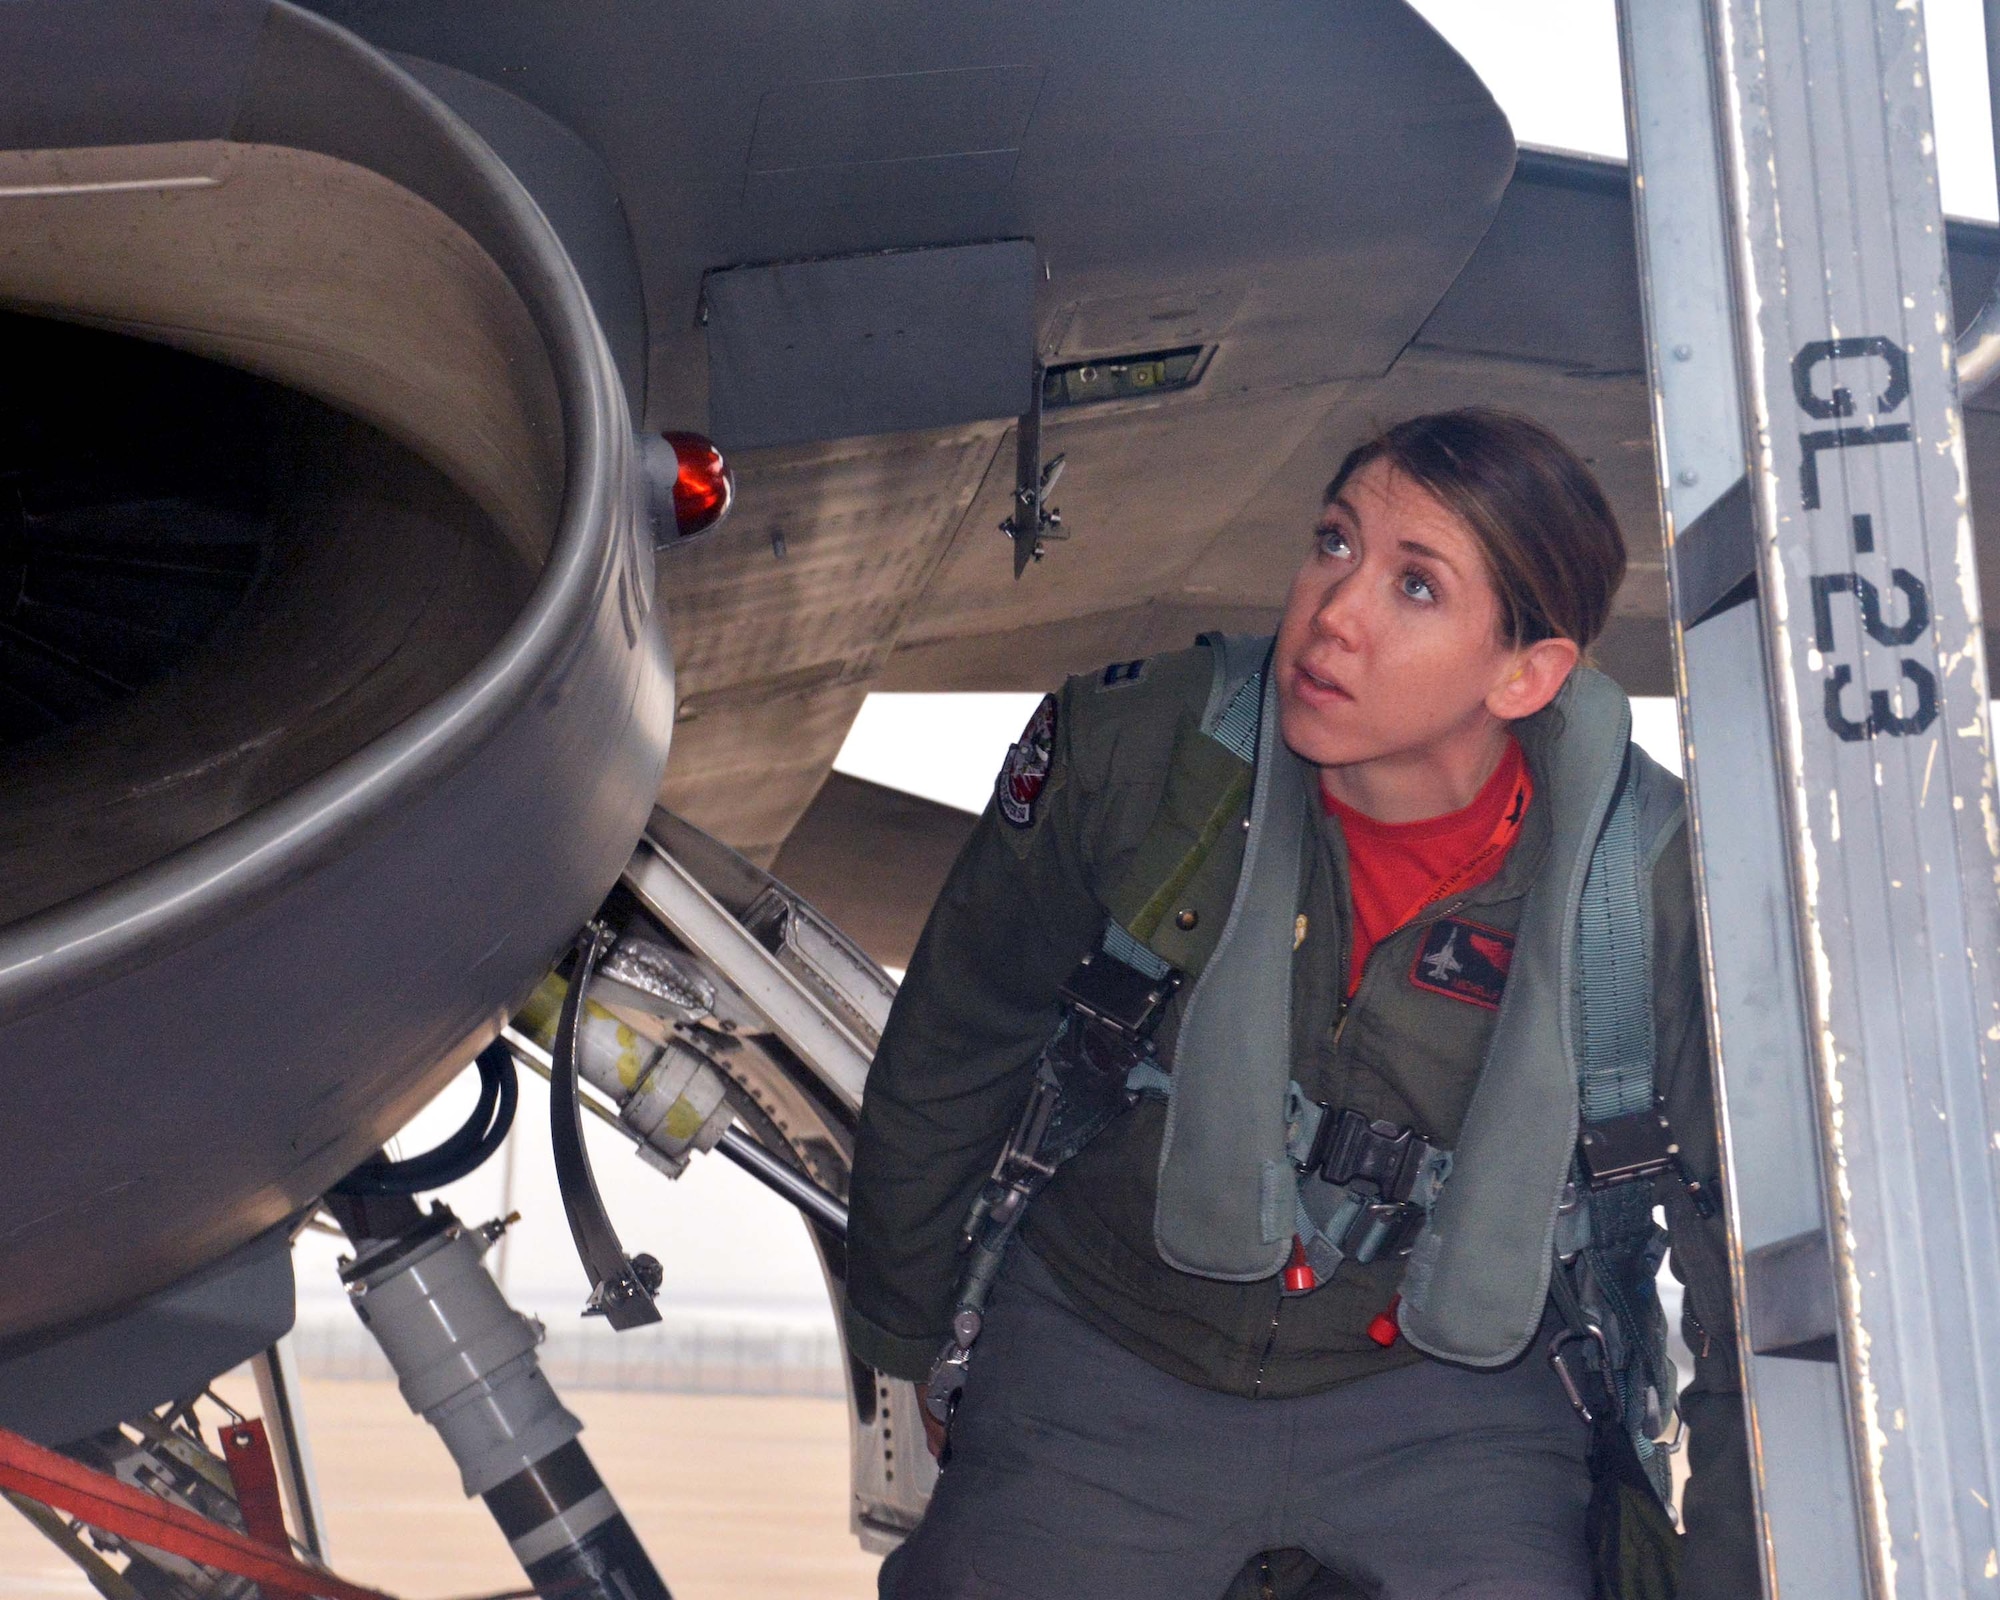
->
[[1277, 696, 1376, 770]]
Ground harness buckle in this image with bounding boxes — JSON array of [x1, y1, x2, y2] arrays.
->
[[1303, 1107, 1421, 1199], [924, 1339, 972, 1426], [1576, 1108, 1676, 1188], [1057, 951, 1181, 1041], [1349, 1199, 1428, 1264]]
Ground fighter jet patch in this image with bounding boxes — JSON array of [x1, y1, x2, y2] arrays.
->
[[1410, 917, 1513, 1010], [997, 694, 1058, 828]]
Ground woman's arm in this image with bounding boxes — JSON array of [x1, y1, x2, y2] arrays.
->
[[1651, 824, 1762, 1598], [843, 687, 1112, 1380]]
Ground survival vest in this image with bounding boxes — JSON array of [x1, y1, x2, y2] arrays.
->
[[933, 635, 1693, 1500]]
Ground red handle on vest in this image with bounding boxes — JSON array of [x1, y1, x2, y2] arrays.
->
[[1283, 1235, 1317, 1293], [1367, 1294, 1403, 1347]]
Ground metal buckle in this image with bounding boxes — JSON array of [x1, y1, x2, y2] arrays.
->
[[1057, 952, 1181, 1040], [924, 1341, 971, 1425], [1347, 1199, 1427, 1264], [1576, 1109, 1677, 1188], [1548, 1324, 1613, 1424]]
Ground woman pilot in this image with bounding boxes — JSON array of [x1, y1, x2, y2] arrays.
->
[[844, 409, 1754, 1600]]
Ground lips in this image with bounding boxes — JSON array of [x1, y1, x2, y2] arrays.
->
[[1292, 661, 1354, 703]]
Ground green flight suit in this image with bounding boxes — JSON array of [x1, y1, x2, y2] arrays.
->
[[845, 642, 1757, 1599]]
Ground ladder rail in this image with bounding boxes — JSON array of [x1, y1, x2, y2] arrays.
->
[[1621, 1, 2000, 1593], [1616, 4, 1865, 1595]]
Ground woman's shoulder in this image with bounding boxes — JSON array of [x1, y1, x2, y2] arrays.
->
[[1055, 641, 1232, 792]]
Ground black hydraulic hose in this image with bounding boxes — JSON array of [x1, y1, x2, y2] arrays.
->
[[332, 1042, 519, 1196]]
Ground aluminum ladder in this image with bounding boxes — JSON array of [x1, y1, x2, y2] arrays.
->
[[1616, 1, 2000, 1594]]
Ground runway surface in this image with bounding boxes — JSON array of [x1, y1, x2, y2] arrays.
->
[[0, 1377, 882, 1598]]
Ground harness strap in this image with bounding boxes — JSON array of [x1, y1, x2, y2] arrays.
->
[[1576, 754, 1655, 1121], [1560, 748, 1678, 1502]]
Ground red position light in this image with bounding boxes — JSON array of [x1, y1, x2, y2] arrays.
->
[[661, 430, 735, 538]]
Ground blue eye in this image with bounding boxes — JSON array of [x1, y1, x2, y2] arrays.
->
[[1316, 525, 1353, 560], [1401, 569, 1437, 603]]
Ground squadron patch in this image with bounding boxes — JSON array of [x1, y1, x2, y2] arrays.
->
[[997, 694, 1058, 828], [1409, 917, 1514, 1010]]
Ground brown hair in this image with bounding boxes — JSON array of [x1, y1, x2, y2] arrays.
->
[[1323, 408, 1626, 649]]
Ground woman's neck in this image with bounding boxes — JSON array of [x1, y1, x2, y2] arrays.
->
[[1318, 717, 1514, 824]]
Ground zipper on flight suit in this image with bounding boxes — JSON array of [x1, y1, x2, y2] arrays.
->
[[1254, 872, 1475, 1394], [1255, 890, 1474, 1397], [1252, 879, 1361, 1399]]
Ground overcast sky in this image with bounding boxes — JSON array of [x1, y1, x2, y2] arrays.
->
[[1407, 0, 1998, 220], [297, 1, 2000, 1337]]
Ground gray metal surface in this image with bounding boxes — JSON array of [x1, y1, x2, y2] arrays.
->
[[1616, 4, 1864, 1593], [613, 811, 931, 1546], [304, 0, 1518, 863], [704, 240, 1036, 450], [302, 0, 2000, 894], [716, 1126, 851, 1234], [0, 1222, 294, 1447], [0, 0, 265, 147], [1624, 0, 2000, 1593], [393, 53, 649, 418], [769, 773, 980, 969], [0, 0, 670, 1347], [624, 813, 878, 1104]]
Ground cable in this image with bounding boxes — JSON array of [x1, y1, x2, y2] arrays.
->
[[332, 1042, 518, 1196]]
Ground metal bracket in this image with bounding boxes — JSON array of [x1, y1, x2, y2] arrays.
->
[[246, 1338, 327, 1562], [549, 923, 662, 1329], [999, 367, 1066, 578]]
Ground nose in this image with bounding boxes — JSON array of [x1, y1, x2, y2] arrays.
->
[[1309, 565, 1368, 651]]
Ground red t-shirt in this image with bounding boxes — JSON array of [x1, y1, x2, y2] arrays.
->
[[1321, 739, 1533, 997]]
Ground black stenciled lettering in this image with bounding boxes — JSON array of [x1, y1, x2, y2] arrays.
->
[[1851, 513, 1874, 553], [1809, 569, 1929, 650], [1822, 660, 1938, 741], [1799, 425, 1913, 510], [1792, 336, 1910, 419], [1792, 337, 1913, 510], [1824, 666, 1869, 742], [1870, 660, 1938, 737]]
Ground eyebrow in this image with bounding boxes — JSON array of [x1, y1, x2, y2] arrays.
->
[[1321, 501, 1467, 577], [1397, 537, 1460, 573]]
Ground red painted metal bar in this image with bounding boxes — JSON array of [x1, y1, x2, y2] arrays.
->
[[0, 1424, 393, 1600], [217, 1417, 292, 1555]]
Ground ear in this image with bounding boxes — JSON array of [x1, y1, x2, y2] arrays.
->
[[1485, 635, 1579, 721]]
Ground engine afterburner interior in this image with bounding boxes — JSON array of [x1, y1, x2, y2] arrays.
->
[[0, 140, 567, 927]]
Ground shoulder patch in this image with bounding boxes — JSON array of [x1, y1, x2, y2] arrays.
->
[[1099, 658, 1148, 688], [1409, 917, 1513, 1010], [997, 694, 1058, 827]]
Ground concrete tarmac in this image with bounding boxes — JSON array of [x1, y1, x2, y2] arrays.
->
[[0, 1378, 882, 1599]]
